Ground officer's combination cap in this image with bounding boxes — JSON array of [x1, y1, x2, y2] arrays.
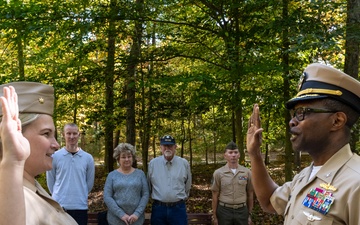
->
[[286, 63, 360, 113], [160, 135, 176, 145], [0, 81, 54, 116]]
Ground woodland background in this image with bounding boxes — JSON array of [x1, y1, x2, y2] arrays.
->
[[1, 0, 360, 223]]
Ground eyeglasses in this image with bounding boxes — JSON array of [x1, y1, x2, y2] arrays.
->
[[290, 107, 337, 121]]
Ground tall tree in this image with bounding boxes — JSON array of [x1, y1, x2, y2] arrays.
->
[[344, 0, 360, 153], [103, 0, 117, 172], [125, 0, 144, 146], [281, 0, 293, 181]]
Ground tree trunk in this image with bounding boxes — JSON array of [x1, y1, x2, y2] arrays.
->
[[235, 107, 244, 164], [126, 0, 143, 147], [281, 0, 294, 181], [188, 117, 193, 168], [140, 65, 152, 172], [114, 130, 120, 149], [16, 25, 25, 80], [104, 0, 117, 173], [344, 0, 360, 153], [212, 107, 217, 166]]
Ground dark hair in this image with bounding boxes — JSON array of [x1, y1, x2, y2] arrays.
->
[[224, 141, 238, 152], [322, 98, 359, 127]]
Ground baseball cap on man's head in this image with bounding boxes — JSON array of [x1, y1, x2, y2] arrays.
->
[[285, 63, 360, 113], [0, 81, 54, 116], [160, 135, 176, 145]]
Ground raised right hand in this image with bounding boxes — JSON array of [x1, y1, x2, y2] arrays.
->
[[246, 104, 263, 156], [0, 86, 30, 165]]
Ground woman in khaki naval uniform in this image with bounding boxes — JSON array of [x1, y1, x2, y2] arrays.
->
[[247, 63, 360, 225], [0, 82, 77, 225]]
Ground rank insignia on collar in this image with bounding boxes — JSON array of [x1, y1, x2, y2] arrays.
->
[[320, 183, 337, 192], [303, 211, 321, 221]]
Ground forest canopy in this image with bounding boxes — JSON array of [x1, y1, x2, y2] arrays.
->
[[1, 0, 359, 178]]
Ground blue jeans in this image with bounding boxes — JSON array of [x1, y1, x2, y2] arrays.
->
[[151, 202, 188, 225]]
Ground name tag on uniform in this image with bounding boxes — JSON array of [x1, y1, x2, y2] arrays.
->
[[302, 187, 335, 215]]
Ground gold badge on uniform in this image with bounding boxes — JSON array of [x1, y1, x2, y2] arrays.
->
[[320, 183, 337, 192]]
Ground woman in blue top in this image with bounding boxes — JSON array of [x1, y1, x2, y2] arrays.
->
[[104, 143, 149, 225]]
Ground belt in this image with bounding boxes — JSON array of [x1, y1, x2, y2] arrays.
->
[[219, 202, 246, 209], [153, 199, 185, 207]]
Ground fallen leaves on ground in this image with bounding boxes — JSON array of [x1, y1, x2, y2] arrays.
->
[[88, 163, 285, 224]]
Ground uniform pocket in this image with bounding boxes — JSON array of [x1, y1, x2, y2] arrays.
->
[[238, 180, 247, 186]]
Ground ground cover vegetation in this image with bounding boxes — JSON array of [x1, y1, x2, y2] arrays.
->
[[83, 152, 312, 224], [35, 151, 311, 223], [2, 0, 360, 222]]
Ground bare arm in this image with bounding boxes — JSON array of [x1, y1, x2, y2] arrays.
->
[[246, 188, 254, 215], [0, 86, 30, 225], [247, 188, 254, 225], [211, 191, 219, 225], [246, 104, 278, 213]]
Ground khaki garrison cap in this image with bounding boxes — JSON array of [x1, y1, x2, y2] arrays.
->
[[0, 81, 54, 116], [286, 63, 360, 113]]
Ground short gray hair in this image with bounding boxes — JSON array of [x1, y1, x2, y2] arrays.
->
[[113, 143, 136, 160]]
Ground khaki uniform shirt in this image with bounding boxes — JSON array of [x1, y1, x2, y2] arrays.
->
[[270, 144, 360, 225], [24, 179, 78, 225], [211, 164, 253, 204]]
